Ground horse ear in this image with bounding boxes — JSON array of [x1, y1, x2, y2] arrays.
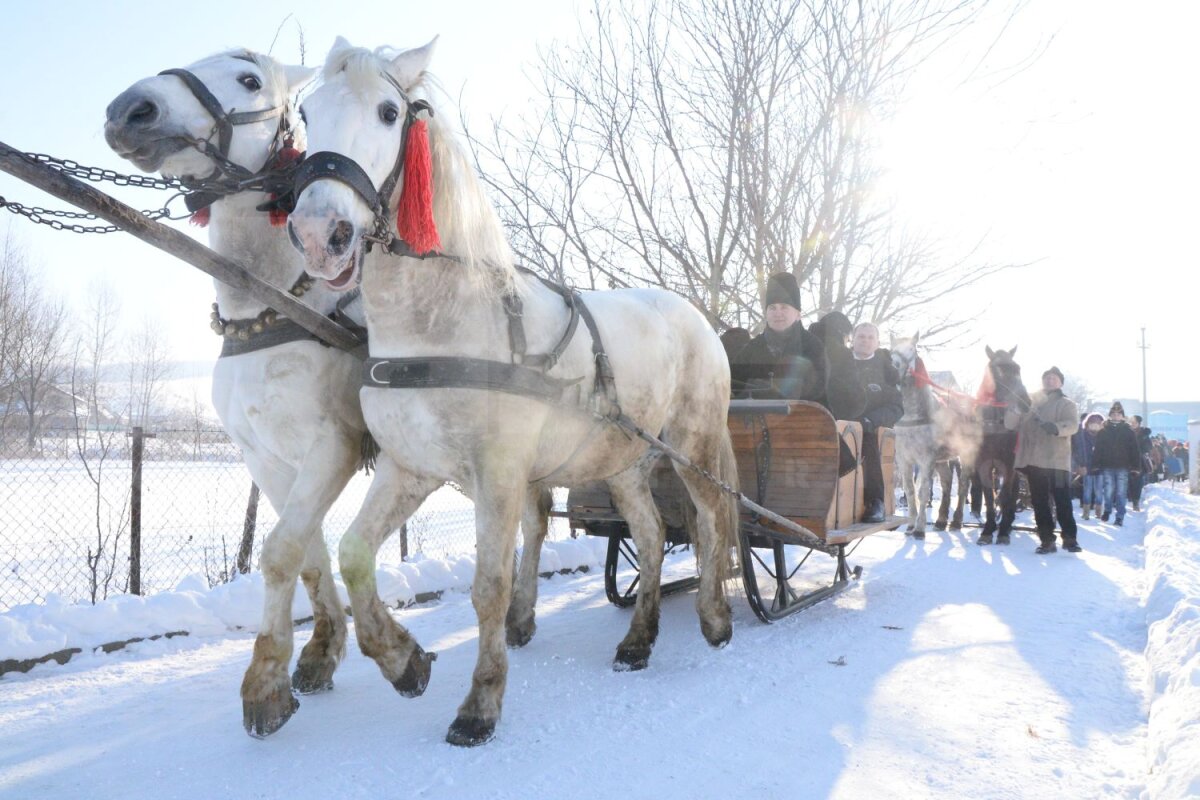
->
[[390, 36, 438, 90], [985, 345, 995, 360], [1010, 345, 1018, 357], [283, 64, 317, 95], [912, 330, 920, 346]]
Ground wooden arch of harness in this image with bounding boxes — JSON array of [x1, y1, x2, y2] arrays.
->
[[362, 265, 619, 417]]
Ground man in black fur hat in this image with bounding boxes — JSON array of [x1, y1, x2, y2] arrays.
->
[[732, 272, 827, 402]]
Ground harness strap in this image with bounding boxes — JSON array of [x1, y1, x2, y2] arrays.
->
[[363, 356, 580, 403], [219, 318, 319, 358]]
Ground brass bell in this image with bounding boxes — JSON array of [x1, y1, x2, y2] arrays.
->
[[238, 329, 250, 341], [210, 320, 224, 333], [251, 322, 264, 334]]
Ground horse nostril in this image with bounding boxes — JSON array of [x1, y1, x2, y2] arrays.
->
[[287, 220, 305, 253], [327, 220, 353, 256], [126, 100, 158, 127]]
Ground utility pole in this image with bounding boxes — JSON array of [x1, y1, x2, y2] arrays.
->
[[1139, 327, 1149, 421]]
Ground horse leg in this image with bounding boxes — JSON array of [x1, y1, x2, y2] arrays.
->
[[934, 461, 951, 530], [606, 464, 667, 670], [339, 458, 441, 697], [669, 427, 736, 649], [446, 464, 527, 747], [241, 436, 359, 737], [978, 462, 996, 544], [901, 458, 918, 533], [291, 524, 349, 694], [506, 486, 553, 648], [996, 464, 1018, 542], [951, 462, 967, 530], [913, 461, 933, 537]]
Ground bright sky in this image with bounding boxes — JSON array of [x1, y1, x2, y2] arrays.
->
[[1, 0, 1196, 403]]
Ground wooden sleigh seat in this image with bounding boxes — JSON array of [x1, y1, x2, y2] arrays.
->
[[727, 399, 897, 545]]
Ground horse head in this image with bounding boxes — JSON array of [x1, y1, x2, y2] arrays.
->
[[287, 37, 440, 291], [984, 345, 1029, 408], [105, 50, 313, 180], [889, 331, 920, 386]]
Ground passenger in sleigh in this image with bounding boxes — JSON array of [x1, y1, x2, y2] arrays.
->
[[730, 272, 827, 403], [729, 273, 860, 478]]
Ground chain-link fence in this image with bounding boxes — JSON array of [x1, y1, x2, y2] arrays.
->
[[1, 426, 547, 611]]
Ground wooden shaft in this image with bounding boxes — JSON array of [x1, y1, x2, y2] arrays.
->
[[0, 141, 363, 353]]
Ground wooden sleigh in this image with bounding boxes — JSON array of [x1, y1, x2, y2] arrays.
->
[[562, 400, 903, 622]]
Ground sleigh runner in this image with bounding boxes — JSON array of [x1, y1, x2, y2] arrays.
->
[[561, 400, 902, 622]]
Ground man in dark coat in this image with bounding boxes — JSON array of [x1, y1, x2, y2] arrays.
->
[[731, 272, 827, 403], [849, 322, 903, 522], [808, 311, 867, 421], [1128, 415, 1153, 511], [1090, 401, 1142, 526]]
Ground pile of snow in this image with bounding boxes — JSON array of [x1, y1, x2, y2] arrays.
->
[[0, 537, 606, 666], [1142, 488, 1200, 799]]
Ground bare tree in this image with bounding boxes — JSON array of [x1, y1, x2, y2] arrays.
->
[[470, 0, 1024, 335], [70, 281, 130, 603], [125, 314, 170, 427], [0, 233, 69, 451]]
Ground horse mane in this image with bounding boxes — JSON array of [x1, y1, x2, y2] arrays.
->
[[323, 43, 516, 297]]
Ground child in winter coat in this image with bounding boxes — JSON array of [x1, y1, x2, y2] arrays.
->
[[1071, 413, 1104, 519]]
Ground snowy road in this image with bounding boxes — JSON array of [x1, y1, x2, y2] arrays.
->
[[3, 490, 1193, 799]]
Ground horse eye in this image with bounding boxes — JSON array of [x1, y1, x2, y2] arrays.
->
[[238, 74, 262, 91], [379, 103, 399, 125], [299, 107, 308, 124]]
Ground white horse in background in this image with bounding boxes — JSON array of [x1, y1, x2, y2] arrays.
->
[[889, 333, 940, 540], [104, 51, 372, 736], [283, 37, 739, 746]]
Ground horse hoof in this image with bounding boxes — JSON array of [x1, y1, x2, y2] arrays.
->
[[505, 618, 537, 649], [995, 534, 1011, 546], [976, 535, 992, 546], [949, 522, 962, 531], [934, 521, 947, 531], [243, 687, 299, 739], [912, 531, 925, 541], [700, 618, 733, 649], [391, 647, 437, 698], [446, 716, 496, 747], [614, 645, 650, 672], [291, 659, 336, 695]]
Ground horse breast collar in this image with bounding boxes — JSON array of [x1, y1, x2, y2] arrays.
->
[[363, 271, 619, 417]]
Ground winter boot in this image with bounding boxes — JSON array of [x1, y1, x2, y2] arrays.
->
[[1115, 517, 1124, 527], [863, 499, 885, 524], [1082, 506, 1090, 520], [1132, 501, 1140, 513], [1100, 510, 1111, 522]]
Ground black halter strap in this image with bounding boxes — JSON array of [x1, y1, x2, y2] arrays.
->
[[158, 63, 286, 175]]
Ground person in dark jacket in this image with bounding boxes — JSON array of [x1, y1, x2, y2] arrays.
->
[[1128, 415, 1153, 512], [731, 272, 827, 403], [1090, 401, 1141, 526], [849, 322, 903, 522], [1071, 412, 1104, 519], [808, 311, 867, 421]]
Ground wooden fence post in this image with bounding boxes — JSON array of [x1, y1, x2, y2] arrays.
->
[[237, 482, 260, 574], [127, 429, 154, 597]]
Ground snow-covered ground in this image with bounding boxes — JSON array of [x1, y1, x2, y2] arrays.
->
[[1, 485, 1197, 800]]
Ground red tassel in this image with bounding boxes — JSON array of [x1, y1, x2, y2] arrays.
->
[[190, 207, 210, 227], [395, 118, 441, 255]]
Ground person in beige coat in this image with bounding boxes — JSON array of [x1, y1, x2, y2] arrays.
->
[[1005, 366, 1080, 553]]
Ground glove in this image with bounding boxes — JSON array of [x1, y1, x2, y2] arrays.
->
[[1039, 421, 1058, 436]]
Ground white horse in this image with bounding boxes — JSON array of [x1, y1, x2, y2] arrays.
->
[[104, 51, 372, 735], [889, 333, 941, 539], [282, 38, 738, 746]]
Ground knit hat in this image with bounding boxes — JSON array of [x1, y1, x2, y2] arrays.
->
[[1109, 400, 1124, 415], [764, 272, 801, 311], [1042, 366, 1064, 383], [1085, 413, 1104, 426]]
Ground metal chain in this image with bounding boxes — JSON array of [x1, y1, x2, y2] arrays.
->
[[0, 145, 299, 235], [0, 194, 187, 234]]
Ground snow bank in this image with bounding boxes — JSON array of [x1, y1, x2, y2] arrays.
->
[[0, 537, 606, 669], [1142, 486, 1200, 800]]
